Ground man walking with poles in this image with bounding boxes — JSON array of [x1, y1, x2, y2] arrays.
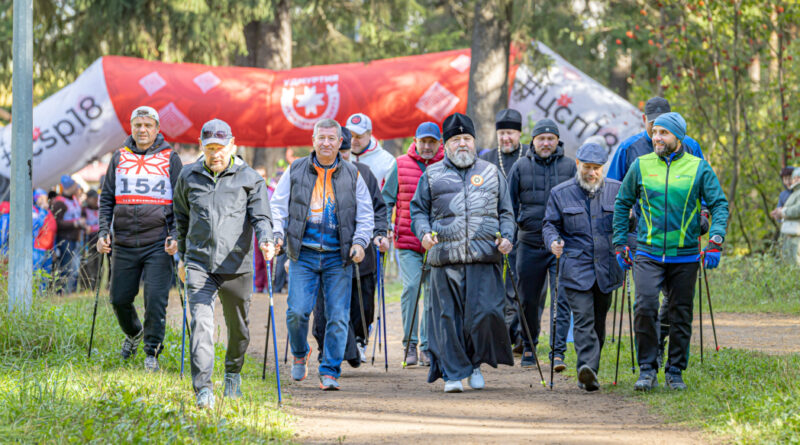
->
[[542, 143, 624, 391], [97, 106, 183, 371], [613, 112, 728, 391], [173, 119, 275, 409]]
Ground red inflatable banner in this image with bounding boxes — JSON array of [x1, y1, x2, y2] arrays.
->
[[104, 49, 481, 147]]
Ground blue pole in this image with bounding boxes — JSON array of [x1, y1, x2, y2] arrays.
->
[[8, 0, 34, 313], [267, 261, 282, 406]]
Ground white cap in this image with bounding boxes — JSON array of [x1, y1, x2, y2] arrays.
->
[[130, 106, 159, 124], [345, 113, 372, 135]]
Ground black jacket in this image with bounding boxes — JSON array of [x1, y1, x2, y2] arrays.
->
[[99, 134, 183, 247], [478, 144, 528, 178], [173, 156, 273, 274]]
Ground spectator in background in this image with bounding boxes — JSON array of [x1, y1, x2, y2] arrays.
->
[[33, 189, 57, 289], [51, 175, 86, 293], [80, 189, 101, 291], [778, 168, 800, 266], [771, 167, 795, 223]]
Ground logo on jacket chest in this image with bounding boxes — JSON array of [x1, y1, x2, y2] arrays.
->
[[470, 174, 484, 187]]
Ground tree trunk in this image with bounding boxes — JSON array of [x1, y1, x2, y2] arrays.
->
[[235, 0, 292, 177], [466, 0, 512, 150], [609, 48, 631, 99]]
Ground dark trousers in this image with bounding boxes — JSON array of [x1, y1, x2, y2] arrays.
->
[[564, 283, 612, 373], [110, 241, 172, 356], [55, 238, 81, 293], [503, 249, 522, 344], [516, 243, 570, 357], [634, 258, 698, 371], [187, 264, 253, 393], [312, 272, 376, 362]]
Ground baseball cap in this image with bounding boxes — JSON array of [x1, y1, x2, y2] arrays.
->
[[130, 106, 159, 124], [415, 122, 441, 140], [200, 119, 233, 146], [644, 97, 671, 121], [346, 113, 372, 135]]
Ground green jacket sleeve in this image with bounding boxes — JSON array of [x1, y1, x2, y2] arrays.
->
[[698, 161, 729, 240], [613, 159, 640, 246]]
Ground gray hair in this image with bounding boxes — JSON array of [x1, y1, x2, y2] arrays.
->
[[313, 119, 342, 138]]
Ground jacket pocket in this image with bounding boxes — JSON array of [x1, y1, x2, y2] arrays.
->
[[563, 206, 587, 234]]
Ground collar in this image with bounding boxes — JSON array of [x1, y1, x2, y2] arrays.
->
[[203, 155, 234, 177]]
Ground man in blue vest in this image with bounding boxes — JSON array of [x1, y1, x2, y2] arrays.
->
[[542, 143, 624, 391]]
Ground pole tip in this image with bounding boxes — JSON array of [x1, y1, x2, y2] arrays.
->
[[540, 380, 546, 387], [401, 362, 407, 368]]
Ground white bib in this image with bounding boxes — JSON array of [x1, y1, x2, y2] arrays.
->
[[114, 148, 173, 205]]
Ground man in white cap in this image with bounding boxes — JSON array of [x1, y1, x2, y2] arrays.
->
[[97, 105, 183, 372]]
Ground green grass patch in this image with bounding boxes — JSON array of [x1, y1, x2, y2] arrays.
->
[[705, 253, 800, 314], [0, 290, 293, 443]]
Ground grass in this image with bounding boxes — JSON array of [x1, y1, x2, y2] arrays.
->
[[0, 288, 293, 444], [705, 253, 800, 314]]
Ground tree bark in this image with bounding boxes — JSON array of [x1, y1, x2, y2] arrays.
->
[[466, 0, 512, 150]]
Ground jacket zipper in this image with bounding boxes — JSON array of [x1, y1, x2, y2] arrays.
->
[[321, 166, 329, 251], [662, 157, 671, 262], [210, 171, 218, 270]]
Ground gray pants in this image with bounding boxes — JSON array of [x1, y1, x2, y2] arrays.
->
[[187, 264, 253, 393], [564, 284, 612, 373]]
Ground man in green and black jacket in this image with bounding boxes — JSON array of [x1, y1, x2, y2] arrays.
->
[[613, 112, 728, 391]]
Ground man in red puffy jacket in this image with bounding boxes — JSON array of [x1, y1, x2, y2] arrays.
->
[[389, 122, 444, 366]]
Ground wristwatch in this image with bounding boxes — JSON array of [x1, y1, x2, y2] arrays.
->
[[709, 235, 723, 245]]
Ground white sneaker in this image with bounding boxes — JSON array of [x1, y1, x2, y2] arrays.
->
[[357, 340, 367, 363], [468, 367, 484, 390], [444, 380, 463, 393]]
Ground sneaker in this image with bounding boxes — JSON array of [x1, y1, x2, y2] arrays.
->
[[404, 343, 418, 366], [553, 356, 567, 373], [520, 347, 537, 368], [224, 373, 242, 399], [512, 342, 524, 355], [144, 354, 160, 372], [292, 349, 311, 382], [357, 339, 367, 363], [319, 375, 340, 391], [665, 367, 688, 390], [468, 367, 485, 390], [196, 387, 215, 409], [347, 357, 362, 368], [634, 365, 659, 391], [444, 380, 463, 393], [120, 329, 144, 360], [419, 350, 432, 367], [577, 365, 600, 392]]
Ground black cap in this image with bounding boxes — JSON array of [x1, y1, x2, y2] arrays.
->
[[495, 108, 522, 131], [781, 166, 795, 177], [644, 97, 671, 121], [442, 113, 476, 142], [532, 118, 560, 138], [340, 127, 352, 151]]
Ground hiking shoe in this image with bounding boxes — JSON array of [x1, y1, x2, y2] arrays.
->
[[553, 356, 567, 373], [665, 367, 688, 390], [512, 342, 524, 355], [224, 373, 242, 399], [120, 329, 144, 360], [520, 347, 537, 368], [634, 365, 659, 391], [444, 380, 463, 393], [577, 365, 600, 392], [419, 350, 432, 367], [292, 349, 311, 382], [196, 387, 215, 409], [319, 375, 340, 391], [144, 354, 160, 372], [357, 339, 367, 363], [405, 343, 418, 366], [347, 357, 362, 368], [468, 367, 485, 390]]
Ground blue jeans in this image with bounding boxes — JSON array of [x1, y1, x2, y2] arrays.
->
[[397, 249, 428, 350], [287, 248, 352, 379]]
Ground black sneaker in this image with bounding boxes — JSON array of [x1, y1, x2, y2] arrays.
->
[[120, 329, 144, 360], [577, 365, 600, 392], [665, 366, 687, 390], [520, 347, 537, 368], [634, 365, 659, 391], [553, 356, 567, 373]]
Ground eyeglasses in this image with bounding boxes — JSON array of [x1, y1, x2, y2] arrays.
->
[[202, 130, 231, 140]]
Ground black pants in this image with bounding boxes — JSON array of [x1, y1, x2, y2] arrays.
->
[[312, 272, 376, 362], [516, 243, 558, 349], [187, 264, 253, 393], [633, 258, 698, 371], [564, 283, 612, 373], [110, 241, 172, 356]]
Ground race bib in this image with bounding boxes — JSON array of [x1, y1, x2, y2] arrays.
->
[[115, 148, 173, 205]]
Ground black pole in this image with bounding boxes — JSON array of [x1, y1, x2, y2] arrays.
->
[[702, 262, 720, 352], [504, 255, 547, 388], [87, 253, 106, 359], [613, 269, 627, 386]]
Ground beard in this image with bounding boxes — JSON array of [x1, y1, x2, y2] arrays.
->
[[500, 143, 518, 154], [576, 171, 603, 195], [447, 148, 476, 168], [654, 139, 679, 157]]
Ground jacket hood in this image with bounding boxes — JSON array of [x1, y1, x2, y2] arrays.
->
[[124, 133, 170, 155]]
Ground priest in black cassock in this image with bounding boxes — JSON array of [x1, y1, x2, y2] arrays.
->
[[409, 112, 515, 393]]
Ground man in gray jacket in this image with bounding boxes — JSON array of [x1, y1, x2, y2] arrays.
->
[[173, 119, 275, 409]]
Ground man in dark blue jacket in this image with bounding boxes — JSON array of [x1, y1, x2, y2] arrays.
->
[[543, 143, 623, 391]]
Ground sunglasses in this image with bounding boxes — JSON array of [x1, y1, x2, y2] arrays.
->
[[202, 130, 231, 140]]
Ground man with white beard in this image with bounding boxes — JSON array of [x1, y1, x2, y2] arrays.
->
[[410, 112, 515, 393], [542, 143, 624, 391]]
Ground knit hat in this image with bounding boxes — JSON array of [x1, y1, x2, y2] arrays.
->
[[495, 109, 522, 131], [60, 174, 76, 189], [532, 118, 560, 138], [442, 113, 476, 142], [653, 112, 686, 142]]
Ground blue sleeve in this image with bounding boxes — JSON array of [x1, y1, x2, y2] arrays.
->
[[683, 136, 705, 161], [607, 140, 631, 181]]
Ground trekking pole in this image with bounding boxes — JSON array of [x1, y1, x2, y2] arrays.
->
[[283, 334, 289, 364], [87, 252, 107, 359], [377, 248, 389, 372], [702, 261, 720, 352], [266, 260, 283, 406], [353, 255, 370, 348], [371, 316, 380, 365], [174, 259, 190, 378], [499, 232, 546, 388], [549, 238, 563, 390], [610, 288, 617, 343], [626, 267, 635, 373], [401, 250, 428, 368], [613, 269, 628, 385], [263, 259, 276, 380]]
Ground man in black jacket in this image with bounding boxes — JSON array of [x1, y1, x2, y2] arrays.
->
[[507, 119, 576, 370], [97, 106, 183, 372], [173, 119, 275, 409]]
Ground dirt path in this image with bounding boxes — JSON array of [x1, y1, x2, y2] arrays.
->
[[163, 291, 800, 444]]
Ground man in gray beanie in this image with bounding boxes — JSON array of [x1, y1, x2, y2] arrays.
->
[[543, 143, 624, 391]]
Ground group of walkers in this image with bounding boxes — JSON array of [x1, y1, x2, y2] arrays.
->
[[88, 94, 737, 409]]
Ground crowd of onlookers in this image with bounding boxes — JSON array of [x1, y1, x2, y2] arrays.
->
[[773, 166, 800, 266]]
